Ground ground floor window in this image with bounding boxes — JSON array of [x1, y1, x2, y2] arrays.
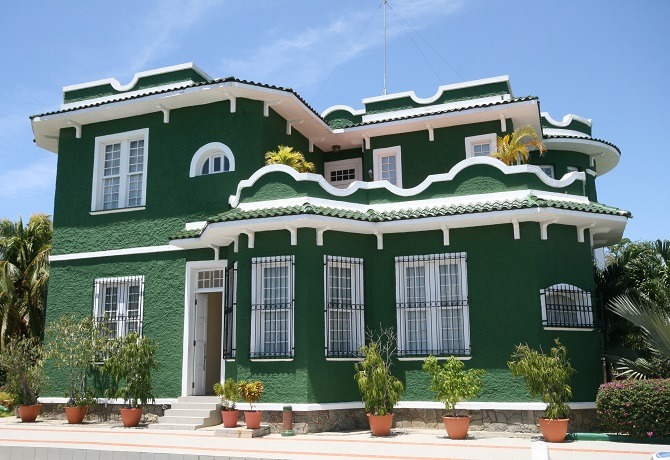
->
[[395, 253, 470, 357], [93, 275, 144, 339], [250, 256, 294, 359], [540, 284, 594, 328], [324, 255, 365, 358]]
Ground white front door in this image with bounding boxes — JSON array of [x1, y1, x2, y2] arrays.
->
[[193, 294, 208, 395]]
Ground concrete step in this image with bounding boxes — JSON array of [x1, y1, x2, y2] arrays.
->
[[169, 402, 222, 410], [177, 396, 221, 404], [164, 408, 221, 418], [147, 422, 202, 431], [157, 415, 221, 425]]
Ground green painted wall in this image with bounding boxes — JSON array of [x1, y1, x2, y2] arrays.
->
[[224, 223, 601, 404]]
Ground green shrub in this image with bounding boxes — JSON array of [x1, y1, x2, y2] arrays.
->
[[596, 379, 670, 438]]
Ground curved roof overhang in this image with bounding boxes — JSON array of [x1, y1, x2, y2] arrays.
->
[[544, 137, 620, 176]]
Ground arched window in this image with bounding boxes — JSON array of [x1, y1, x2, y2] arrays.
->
[[189, 142, 236, 177], [540, 283, 593, 329]]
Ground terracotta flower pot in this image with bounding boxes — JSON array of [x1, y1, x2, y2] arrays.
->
[[244, 410, 262, 429], [443, 415, 470, 440], [65, 405, 88, 424], [18, 404, 42, 423], [538, 417, 569, 443], [367, 413, 394, 436], [221, 409, 240, 428], [120, 407, 143, 427]]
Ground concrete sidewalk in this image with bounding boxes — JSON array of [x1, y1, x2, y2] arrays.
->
[[0, 417, 668, 460]]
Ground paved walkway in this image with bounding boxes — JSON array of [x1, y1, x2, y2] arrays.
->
[[0, 417, 668, 460]]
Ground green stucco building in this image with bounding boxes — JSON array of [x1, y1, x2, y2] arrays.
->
[[32, 63, 629, 429]]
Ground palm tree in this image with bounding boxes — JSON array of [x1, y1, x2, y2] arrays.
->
[[264, 146, 316, 173], [0, 214, 52, 350], [492, 125, 546, 166]]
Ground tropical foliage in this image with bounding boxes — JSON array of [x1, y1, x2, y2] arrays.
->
[[214, 377, 241, 411], [102, 333, 159, 408], [596, 239, 670, 379], [423, 355, 485, 416], [493, 125, 546, 166], [264, 145, 316, 173], [45, 314, 105, 407], [0, 214, 52, 350], [354, 327, 404, 416], [508, 339, 573, 419], [0, 336, 45, 405], [238, 380, 264, 411]]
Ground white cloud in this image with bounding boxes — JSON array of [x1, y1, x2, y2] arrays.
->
[[220, 0, 464, 96], [126, 0, 224, 74]]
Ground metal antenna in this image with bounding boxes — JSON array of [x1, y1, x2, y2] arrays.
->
[[383, 0, 388, 95]]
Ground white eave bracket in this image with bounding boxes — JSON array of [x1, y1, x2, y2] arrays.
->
[[157, 104, 170, 123], [374, 231, 383, 250], [500, 114, 507, 132], [441, 225, 450, 246], [287, 119, 303, 135], [316, 226, 330, 246], [222, 91, 236, 113], [511, 219, 520, 240], [67, 120, 82, 138], [286, 226, 297, 246], [264, 100, 281, 117], [244, 231, 255, 249], [427, 124, 434, 142], [540, 219, 558, 240], [577, 223, 595, 243]]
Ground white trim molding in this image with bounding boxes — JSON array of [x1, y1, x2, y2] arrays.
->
[[50, 244, 185, 262], [189, 142, 236, 177]]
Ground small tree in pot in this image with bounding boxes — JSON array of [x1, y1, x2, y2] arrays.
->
[[354, 327, 404, 436], [103, 333, 159, 427], [422, 355, 485, 439], [46, 314, 103, 423], [508, 338, 574, 442], [214, 378, 241, 428], [0, 337, 45, 422], [238, 380, 264, 429]]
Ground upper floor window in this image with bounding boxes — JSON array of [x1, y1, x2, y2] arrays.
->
[[93, 276, 144, 339], [250, 256, 294, 359], [540, 284, 594, 329], [537, 165, 555, 178], [373, 146, 402, 187], [91, 129, 149, 212], [324, 256, 365, 358], [189, 142, 236, 177], [465, 133, 497, 159], [395, 253, 470, 357], [324, 158, 363, 189]]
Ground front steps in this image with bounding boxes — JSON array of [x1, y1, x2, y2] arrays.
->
[[149, 396, 221, 431]]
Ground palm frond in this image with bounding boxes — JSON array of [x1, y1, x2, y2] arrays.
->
[[608, 295, 670, 359]]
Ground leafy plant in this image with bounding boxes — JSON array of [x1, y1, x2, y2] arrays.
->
[[46, 314, 105, 407], [102, 333, 159, 408], [0, 336, 45, 405], [508, 338, 573, 419], [214, 377, 241, 411], [354, 327, 404, 416], [238, 380, 264, 411], [596, 378, 670, 438], [0, 390, 15, 410], [423, 355, 485, 416], [493, 125, 546, 166], [264, 145, 316, 173]]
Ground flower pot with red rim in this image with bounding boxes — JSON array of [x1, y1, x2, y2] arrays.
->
[[221, 409, 240, 428], [18, 404, 41, 423], [65, 405, 88, 424], [120, 407, 143, 427]]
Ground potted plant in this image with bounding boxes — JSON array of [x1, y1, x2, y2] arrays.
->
[[0, 337, 45, 422], [238, 380, 264, 429], [354, 327, 404, 436], [422, 355, 485, 439], [214, 378, 241, 428], [102, 333, 159, 427], [46, 314, 103, 424], [508, 338, 574, 442]]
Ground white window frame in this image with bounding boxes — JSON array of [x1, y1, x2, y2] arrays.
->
[[324, 256, 365, 359], [91, 128, 149, 213], [566, 166, 579, 173], [465, 133, 497, 159], [189, 142, 236, 177], [395, 253, 470, 359], [93, 275, 145, 339], [372, 146, 402, 187], [324, 158, 363, 189], [537, 165, 555, 178], [540, 283, 594, 331], [250, 256, 294, 360]]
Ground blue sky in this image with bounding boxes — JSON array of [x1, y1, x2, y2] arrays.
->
[[1, 0, 668, 241]]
